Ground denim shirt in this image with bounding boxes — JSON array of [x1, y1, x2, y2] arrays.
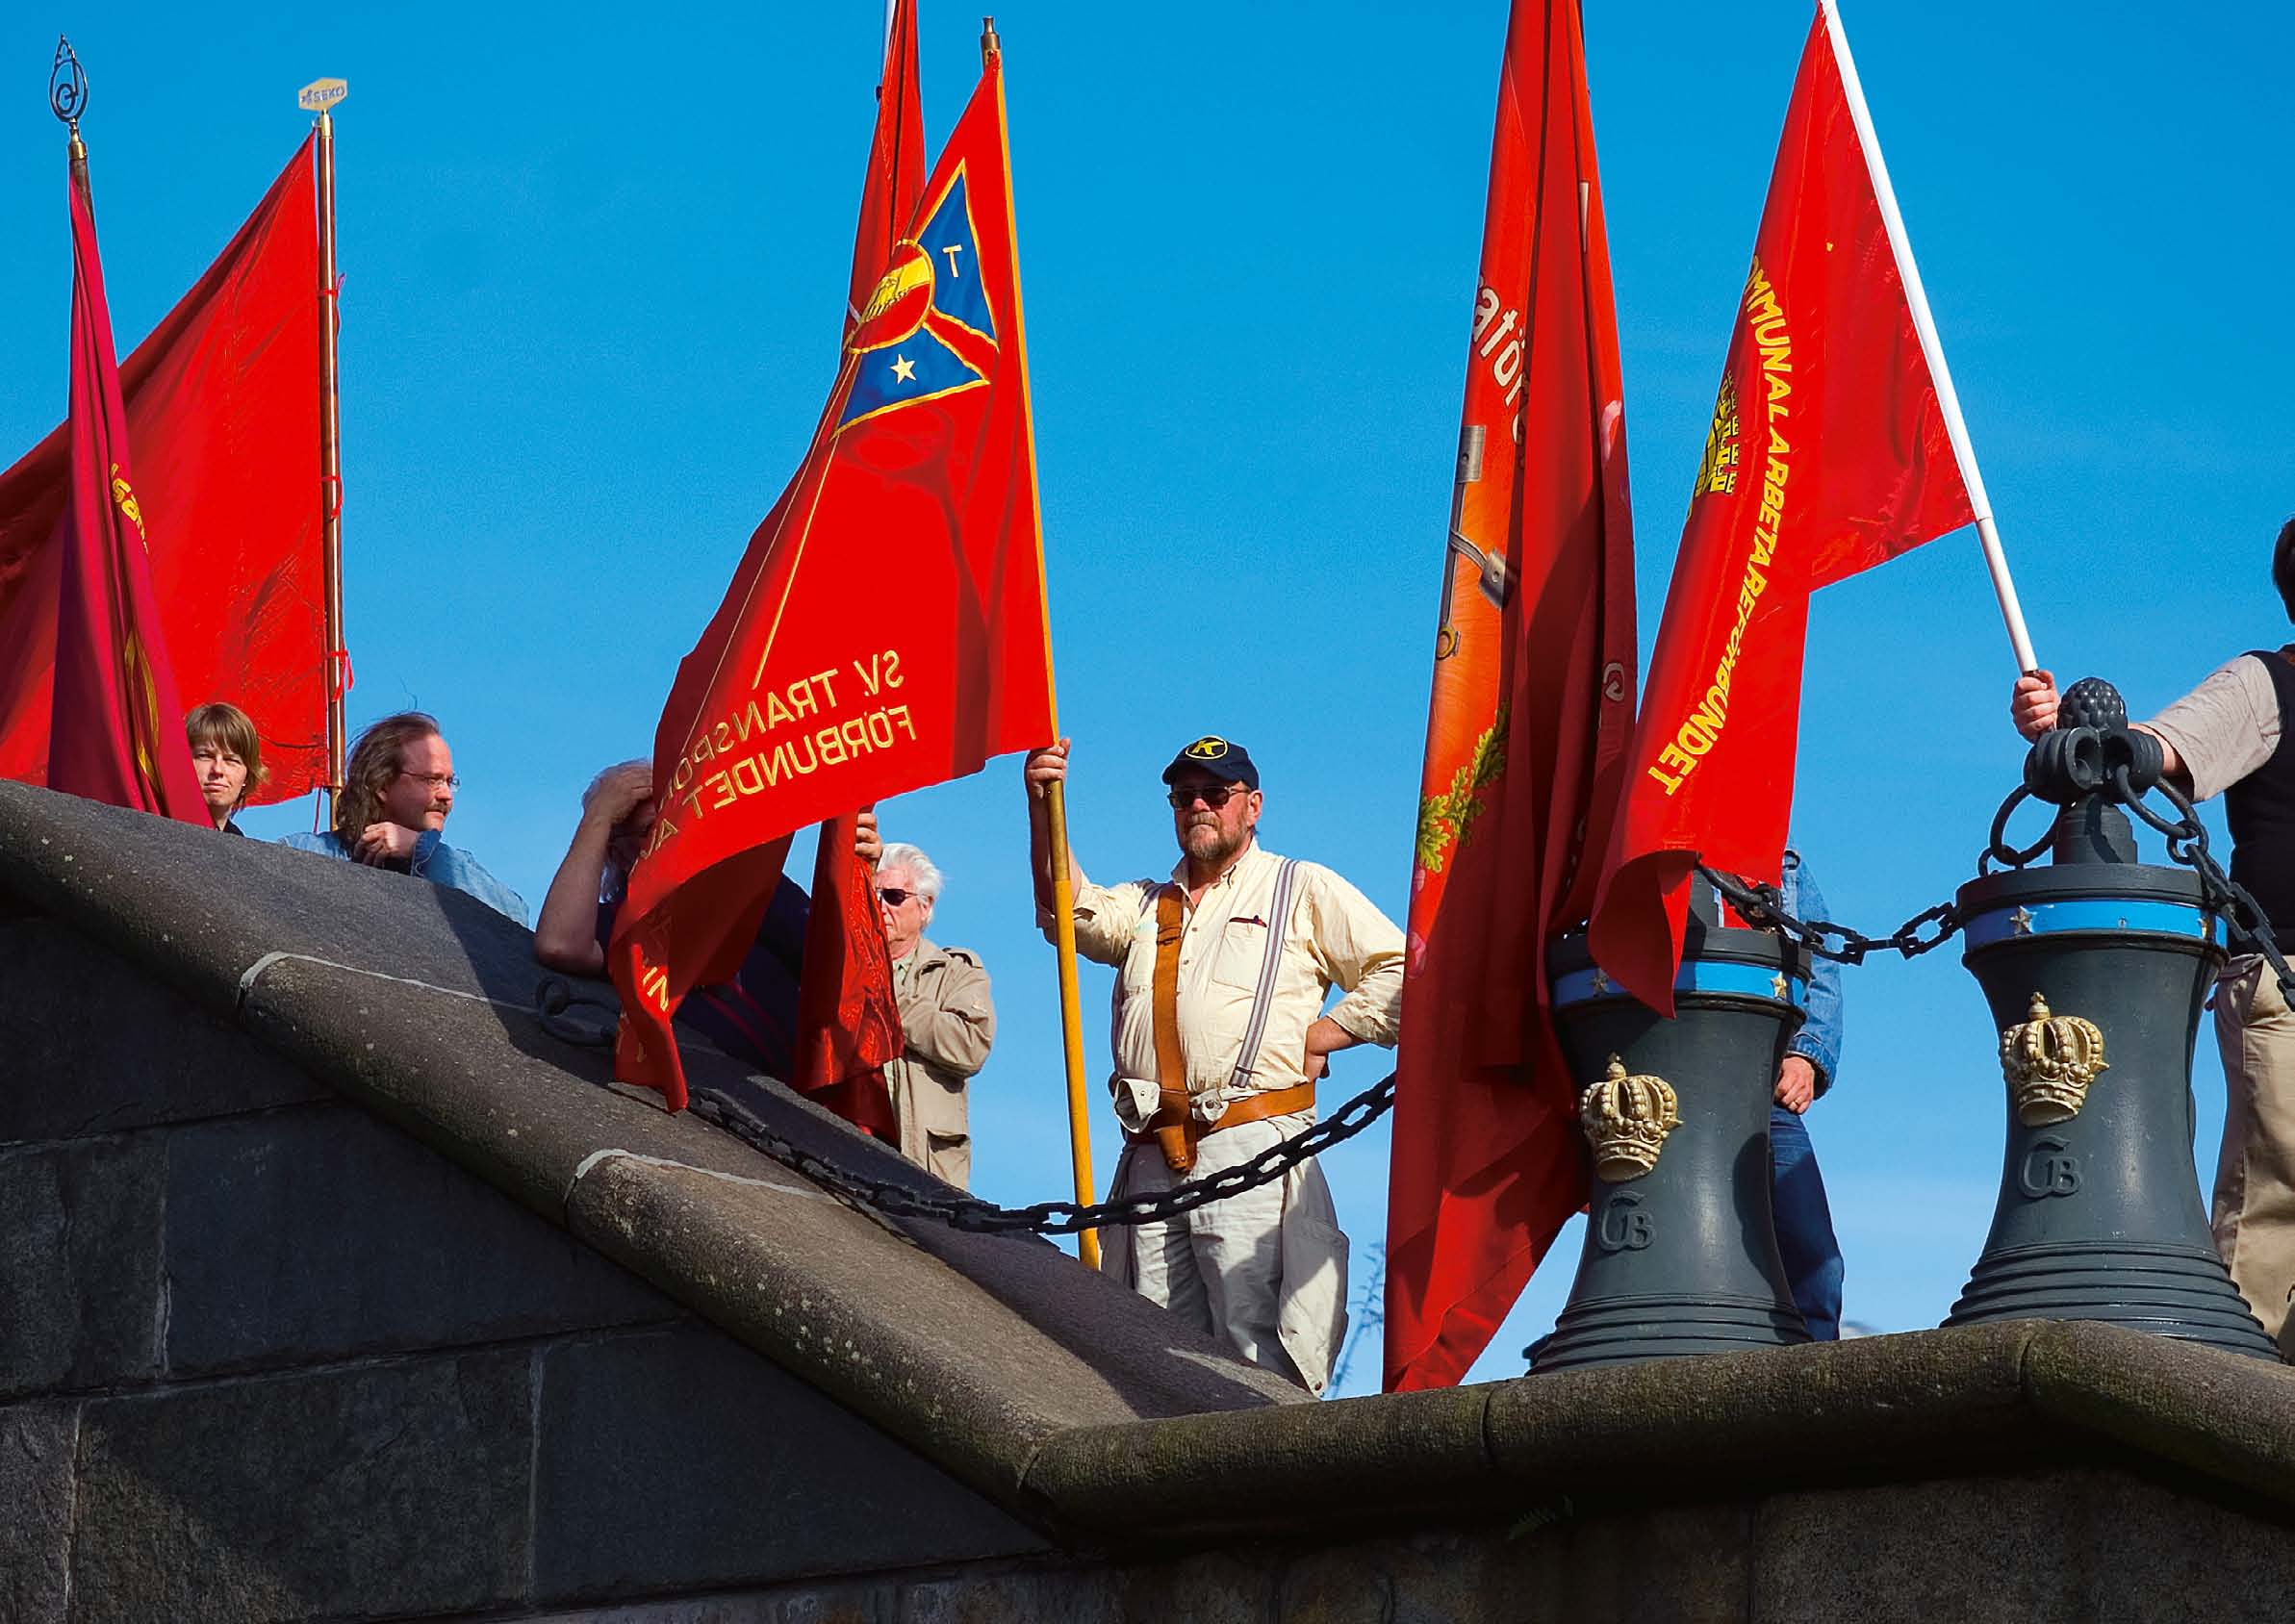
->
[[1779, 850, 1843, 1094], [280, 828, 529, 927]]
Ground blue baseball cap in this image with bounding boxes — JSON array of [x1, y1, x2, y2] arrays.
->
[[1160, 734, 1259, 790]]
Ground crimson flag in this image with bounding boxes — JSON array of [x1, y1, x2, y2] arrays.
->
[[1587, 6, 1976, 1012], [792, 0, 929, 1125], [612, 52, 1055, 1111], [1383, 0, 1638, 1392], [46, 167, 209, 823], [0, 140, 326, 800]]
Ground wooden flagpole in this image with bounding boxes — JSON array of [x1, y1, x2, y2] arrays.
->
[[985, 15, 1100, 1268], [300, 78, 349, 817]]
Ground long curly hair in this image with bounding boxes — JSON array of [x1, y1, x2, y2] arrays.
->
[[334, 712, 442, 837]]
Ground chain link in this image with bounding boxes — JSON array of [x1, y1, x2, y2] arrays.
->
[[688, 1074, 1395, 1235], [1695, 863, 1964, 966], [2109, 765, 2295, 1003]]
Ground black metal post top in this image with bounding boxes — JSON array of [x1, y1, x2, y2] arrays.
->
[[2024, 676, 2164, 808]]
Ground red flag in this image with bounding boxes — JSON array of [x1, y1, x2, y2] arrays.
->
[[46, 166, 209, 824], [844, 0, 926, 343], [792, 0, 929, 1127], [1587, 6, 1976, 1013], [612, 53, 1055, 1112], [1383, 0, 1638, 1392], [0, 140, 326, 801]]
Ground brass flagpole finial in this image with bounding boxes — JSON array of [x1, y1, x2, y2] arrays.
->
[[980, 15, 1000, 66], [50, 35, 89, 178]]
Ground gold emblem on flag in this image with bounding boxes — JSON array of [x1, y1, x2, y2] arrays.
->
[[1579, 1055, 1681, 1182], [1695, 373, 1740, 498], [110, 464, 146, 547]]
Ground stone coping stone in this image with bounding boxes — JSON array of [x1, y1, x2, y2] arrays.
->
[[0, 783, 1298, 1510], [1025, 1319, 2295, 1544]]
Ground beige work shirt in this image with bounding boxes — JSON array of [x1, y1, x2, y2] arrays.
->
[[2144, 650, 2289, 802], [886, 937, 995, 1189], [1053, 842, 1405, 1103]]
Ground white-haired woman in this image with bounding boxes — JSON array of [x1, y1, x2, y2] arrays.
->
[[876, 841, 996, 1188]]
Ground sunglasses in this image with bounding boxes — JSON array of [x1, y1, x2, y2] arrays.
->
[[877, 887, 920, 908], [1166, 783, 1248, 809]]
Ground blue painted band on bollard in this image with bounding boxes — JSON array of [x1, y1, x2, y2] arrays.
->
[[1961, 897, 2218, 951], [1552, 959, 1805, 1010]]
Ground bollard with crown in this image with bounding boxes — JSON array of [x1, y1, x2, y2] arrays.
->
[[1945, 676, 2276, 1357], [1534, 887, 1813, 1370]]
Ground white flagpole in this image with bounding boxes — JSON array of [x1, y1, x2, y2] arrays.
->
[[1820, 0, 2040, 675]]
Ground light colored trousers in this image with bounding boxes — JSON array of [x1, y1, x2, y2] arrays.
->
[[1101, 1113, 1349, 1394], [2211, 955, 2295, 1349]]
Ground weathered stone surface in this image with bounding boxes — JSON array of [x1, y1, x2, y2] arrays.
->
[[163, 1102, 676, 1375], [70, 1349, 532, 1624], [0, 1402, 78, 1624], [532, 1325, 1046, 1603], [1749, 1466, 2295, 1624], [0, 919, 327, 1145], [0, 1136, 163, 1398]]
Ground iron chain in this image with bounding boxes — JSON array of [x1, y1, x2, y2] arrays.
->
[[2112, 767, 2295, 1004], [530, 973, 1397, 1234], [1695, 863, 1964, 966], [689, 1075, 1396, 1236]]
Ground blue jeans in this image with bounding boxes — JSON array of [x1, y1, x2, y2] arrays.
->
[[1770, 1106, 1843, 1340]]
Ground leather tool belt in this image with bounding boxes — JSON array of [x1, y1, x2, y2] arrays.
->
[[1123, 1080, 1318, 1171]]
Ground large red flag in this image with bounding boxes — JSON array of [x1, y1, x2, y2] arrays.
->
[[46, 166, 209, 824], [0, 140, 325, 801], [1587, 5, 1976, 1013], [1383, 0, 1638, 1392], [792, 0, 928, 1119], [613, 52, 1055, 1112]]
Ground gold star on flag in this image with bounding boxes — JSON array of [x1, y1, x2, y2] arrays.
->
[[891, 354, 917, 384]]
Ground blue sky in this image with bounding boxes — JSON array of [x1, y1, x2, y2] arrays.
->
[[3, 2, 2289, 1394]]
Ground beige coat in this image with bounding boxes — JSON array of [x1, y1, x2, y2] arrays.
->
[[887, 937, 995, 1189]]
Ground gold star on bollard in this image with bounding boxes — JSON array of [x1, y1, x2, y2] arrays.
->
[[1772, 971, 1790, 999], [2010, 906, 2035, 936]]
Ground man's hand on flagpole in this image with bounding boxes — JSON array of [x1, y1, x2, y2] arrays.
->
[[1023, 737, 1070, 799], [2011, 669, 2059, 740]]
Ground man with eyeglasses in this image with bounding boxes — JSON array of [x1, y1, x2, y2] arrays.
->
[[875, 842, 996, 1189], [281, 711, 526, 925], [1023, 732, 1404, 1394]]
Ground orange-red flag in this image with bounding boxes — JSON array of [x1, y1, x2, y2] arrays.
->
[[45, 166, 208, 824], [1587, 6, 1976, 1012], [612, 53, 1054, 1112], [793, 0, 928, 1120], [1383, 0, 1638, 1392], [0, 140, 325, 801]]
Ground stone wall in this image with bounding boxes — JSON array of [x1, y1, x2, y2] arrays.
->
[[437, 1465, 2295, 1623], [0, 921, 1041, 1624]]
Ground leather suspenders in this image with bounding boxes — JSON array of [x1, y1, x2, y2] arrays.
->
[[1139, 859, 1307, 1174]]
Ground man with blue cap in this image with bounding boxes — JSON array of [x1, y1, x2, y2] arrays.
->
[[1024, 732, 1405, 1393]]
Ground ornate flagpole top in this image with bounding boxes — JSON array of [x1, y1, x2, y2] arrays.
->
[[49, 36, 88, 130]]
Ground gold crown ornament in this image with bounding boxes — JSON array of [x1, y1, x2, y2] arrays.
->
[[2001, 993, 2108, 1127], [1579, 1056, 1682, 1182]]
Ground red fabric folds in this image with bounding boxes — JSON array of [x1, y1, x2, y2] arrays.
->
[[0, 140, 325, 801], [786, 0, 930, 1132], [1383, 0, 1639, 1391], [611, 55, 1055, 1112], [46, 167, 209, 825], [1587, 9, 1976, 1013]]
